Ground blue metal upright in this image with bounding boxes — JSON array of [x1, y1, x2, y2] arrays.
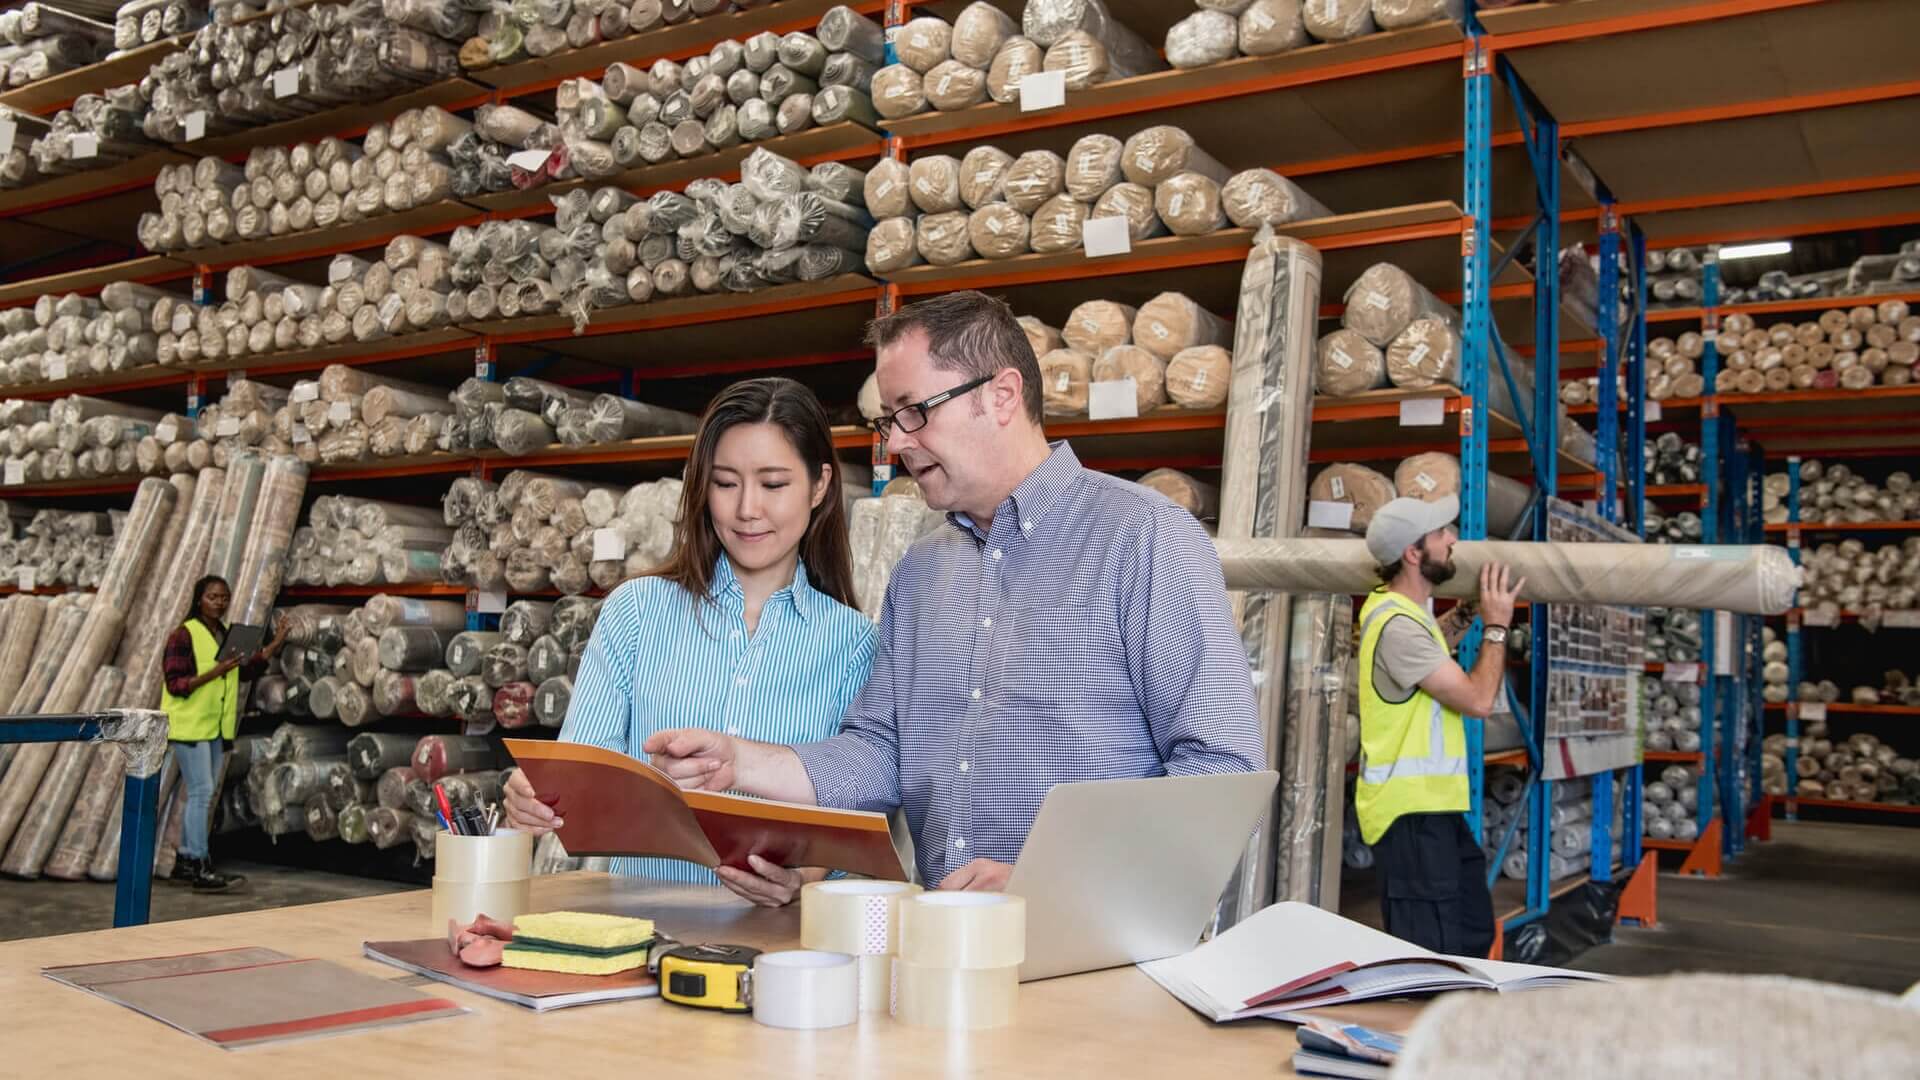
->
[[0, 715, 159, 927], [1783, 460, 1803, 818], [1694, 251, 1723, 839], [1618, 224, 1650, 872], [1459, 29, 1494, 845]]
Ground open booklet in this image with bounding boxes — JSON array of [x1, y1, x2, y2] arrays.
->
[[503, 739, 910, 881], [1140, 901, 1609, 1022]]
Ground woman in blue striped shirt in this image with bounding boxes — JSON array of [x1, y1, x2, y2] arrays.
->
[[503, 377, 876, 906]]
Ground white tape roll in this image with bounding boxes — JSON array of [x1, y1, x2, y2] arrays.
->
[[800, 879, 921, 954], [431, 878, 531, 933], [858, 954, 891, 1013], [893, 960, 1019, 1029], [899, 892, 1026, 969], [434, 828, 534, 881], [751, 951, 859, 1030]]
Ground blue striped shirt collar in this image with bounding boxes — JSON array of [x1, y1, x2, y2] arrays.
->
[[951, 440, 1082, 543], [710, 554, 818, 622]]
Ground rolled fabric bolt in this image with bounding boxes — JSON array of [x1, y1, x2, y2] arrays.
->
[[1039, 349, 1093, 415]]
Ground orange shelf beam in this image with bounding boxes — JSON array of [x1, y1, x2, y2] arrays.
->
[[280, 583, 470, 599], [1763, 703, 1920, 716], [1779, 797, 1920, 816], [1766, 520, 1920, 534], [1644, 751, 1705, 764]]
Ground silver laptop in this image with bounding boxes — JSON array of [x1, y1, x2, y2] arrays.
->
[[1006, 770, 1279, 982]]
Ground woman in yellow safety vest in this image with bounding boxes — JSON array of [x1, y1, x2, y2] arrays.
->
[[159, 575, 288, 892]]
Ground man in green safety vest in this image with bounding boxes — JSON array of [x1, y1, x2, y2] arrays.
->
[[1358, 494, 1524, 957]]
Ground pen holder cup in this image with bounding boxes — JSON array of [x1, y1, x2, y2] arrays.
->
[[431, 828, 535, 933]]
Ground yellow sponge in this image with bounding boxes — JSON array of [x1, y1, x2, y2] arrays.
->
[[510, 911, 656, 950], [501, 945, 651, 977]]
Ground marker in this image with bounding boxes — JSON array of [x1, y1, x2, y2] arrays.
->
[[435, 783, 460, 835]]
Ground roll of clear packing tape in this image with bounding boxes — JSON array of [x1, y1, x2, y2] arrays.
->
[[899, 892, 1026, 968], [801, 879, 922, 1012], [751, 950, 860, 1030], [893, 960, 1019, 1029], [434, 828, 534, 880], [432, 878, 532, 933]]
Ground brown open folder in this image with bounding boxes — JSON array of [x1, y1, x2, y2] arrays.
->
[[504, 739, 910, 881]]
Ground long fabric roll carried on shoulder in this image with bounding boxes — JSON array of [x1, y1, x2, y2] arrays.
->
[[1214, 538, 1802, 615]]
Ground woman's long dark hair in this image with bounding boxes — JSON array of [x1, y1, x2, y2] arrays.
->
[[188, 575, 229, 633], [652, 377, 859, 614]]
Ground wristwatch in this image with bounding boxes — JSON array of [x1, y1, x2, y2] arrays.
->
[[1483, 625, 1510, 645]]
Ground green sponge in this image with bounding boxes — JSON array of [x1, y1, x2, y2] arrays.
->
[[511, 911, 656, 950]]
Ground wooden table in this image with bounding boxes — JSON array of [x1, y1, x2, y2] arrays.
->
[[0, 873, 1306, 1077]]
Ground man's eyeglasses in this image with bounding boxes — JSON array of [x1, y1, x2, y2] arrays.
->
[[872, 375, 992, 440]]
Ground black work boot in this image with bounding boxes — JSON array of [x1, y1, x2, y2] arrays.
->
[[166, 855, 201, 887], [191, 860, 246, 893]]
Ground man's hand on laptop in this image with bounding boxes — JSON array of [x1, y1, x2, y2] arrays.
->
[[938, 858, 1012, 892], [644, 728, 737, 791]]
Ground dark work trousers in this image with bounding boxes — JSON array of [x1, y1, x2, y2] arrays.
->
[[1371, 811, 1496, 957]]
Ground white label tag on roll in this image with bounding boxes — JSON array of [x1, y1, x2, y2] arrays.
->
[[1307, 500, 1354, 531], [592, 528, 627, 561], [72, 134, 98, 158], [1413, 471, 1437, 492], [292, 423, 311, 445], [4, 460, 23, 485], [1054, 370, 1070, 392], [1663, 662, 1699, 684], [155, 419, 177, 443], [0, 119, 15, 156], [273, 67, 299, 98], [1018, 71, 1066, 112], [215, 417, 240, 436], [1088, 378, 1138, 420], [16, 567, 33, 591], [172, 307, 192, 334], [1399, 398, 1445, 426], [185, 110, 207, 141], [329, 400, 352, 423], [1408, 342, 1431, 368], [507, 148, 551, 172], [1646, 401, 1663, 420], [1365, 291, 1391, 311], [1081, 215, 1131, 258], [291, 381, 319, 403], [1331, 348, 1354, 370], [1800, 702, 1827, 721], [475, 589, 507, 613], [1329, 475, 1346, 500], [46, 357, 67, 381]]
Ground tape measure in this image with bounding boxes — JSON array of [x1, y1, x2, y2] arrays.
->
[[653, 943, 761, 1013]]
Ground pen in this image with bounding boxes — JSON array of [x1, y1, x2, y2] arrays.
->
[[435, 783, 459, 835]]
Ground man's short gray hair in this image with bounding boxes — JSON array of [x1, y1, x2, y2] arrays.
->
[[864, 290, 1044, 423]]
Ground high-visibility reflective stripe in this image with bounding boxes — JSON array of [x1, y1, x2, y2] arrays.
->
[[1359, 695, 1465, 784]]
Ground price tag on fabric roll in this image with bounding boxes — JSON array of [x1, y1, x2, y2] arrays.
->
[[1398, 397, 1445, 427], [1017, 71, 1066, 112], [291, 422, 310, 445], [16, 567, 33, 591], [0, 118, 15, 156], [1088, 378, 1138, 420], [1645, 401, 1663, 421], [506, 148, 551, 172], [328, 400, 352, 423], [1885, 610, 1920, 629], [464, 717, 496, 737], [215, 416, 240, 437], [184, 110, 207, 141], [72, 134, 98, 159], [1800, 702, 1827, 721], [591, 528, 627, 561], [474, 589, 507, 614], [46, 357, 67, 381], [273, 67, 299, 98], [1662, 662, 1699, 684], [1307, 500, 1354, 531], [3, 460, 21, 485], [291, 381, 319, 403], [1081, 215, 1131, 259]]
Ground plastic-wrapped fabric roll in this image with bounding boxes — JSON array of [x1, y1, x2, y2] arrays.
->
[[1064, 300, 1138, 355], [954, 146, 1014, 210], [1134, 292, 1230, 361], [1093, 345, 1168, 413], [1091, 183, 1163, 242], [229, 455, 307, 628], [866, 217, 923, 273], [863, 158, 911, 219], [820, 53, 877, 91], [1167, 10, 1238, 68], [203, 449, 266, 585], [923, 60, 988, 111], [1214, 536, 1802, 615], [1166, 345, 1231, 409], [0, 596, 47, 724], [1039, 348, 1093, 415], [914, 211, 975, 267], [1385, 318, 1461, 390], [909, 156, 963, 214], [1064, 134, 1123, 202], [411, 734, 499, 784], [871, 64, 926, 119], [1003, 151, 1067, 215], [1020, 317, 1065, 361], [1223, 168, 1330, 229], [1029, 195, 1088, 254], [1302, 0, 1375, 40], [896, 16, 953, 73], [1155, 172, 1226, 236], [1140, 467, 1220, 519], [1373, 0, 1461, 29], [986, 36, 1043, 104], [1024, 0, 1162, 74], [812, 86, 878, 127], [1043, 30, 1138, 90], [1308, 463, 1397, 532], [348, 732, 418, 780], [1393, 453, 1528, 537], [818, 3, 886, 62], [1341, 262, 1454, 348], [967, 205, 1031, 260]]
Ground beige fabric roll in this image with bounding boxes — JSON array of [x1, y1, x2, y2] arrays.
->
[[1043, 30, 1143, 89], [864, 158, 912, 219], [1020, 317, 1065, 361], [1004, 150, 1068, 214], [909, 156, 964, 215], [959, 145, 1015, 209], [1673, 372, 1706, 398], [1763, 366, 1792, 391], [1167, 9, 1239, 69], [1091, 183, 1164, 241], [1093, 345, 1169, 413], [1239, 0, 1310, 54], [1393, 452, 1529, 537], [1155, 173, 1227, 237], [1889, 341, 1919, 366], [1341, 262, 1453, 348], [1883, 364, 1913, 387], [953, 1, 1020, 67], [1065, 134, 1125, 202], [967, 204, 1031, 259], [1315, 328, 1387, 396], [1222, 168, 1331, 228], [1808, 342, 1835, 369], [1735, 369, 1767, 394], [866, 217, 924, 273], [1039, 348, 1093, 415], [1122, 126, 1231, 188], [1064, 300, 1138, 354], [1303, 0, 1375, 41], [1308, 463, 1396, 532], [915, 211, 976, 266], [1166, 345, 1232, 409], [1029, 195, 1090, 253], [1134, 292, 1231, 361], [924, 60, 988, 111], [987, 36, 1044, 104], [1139, 467, 1220, 519], [1789, 363, 1818, 389], [1386, 318, 1461, 390], [1866, 324, 1898, 350], [1840, 365, 1875, 390], [897, 16, 954, 73], [872, 65, 927, 119]]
